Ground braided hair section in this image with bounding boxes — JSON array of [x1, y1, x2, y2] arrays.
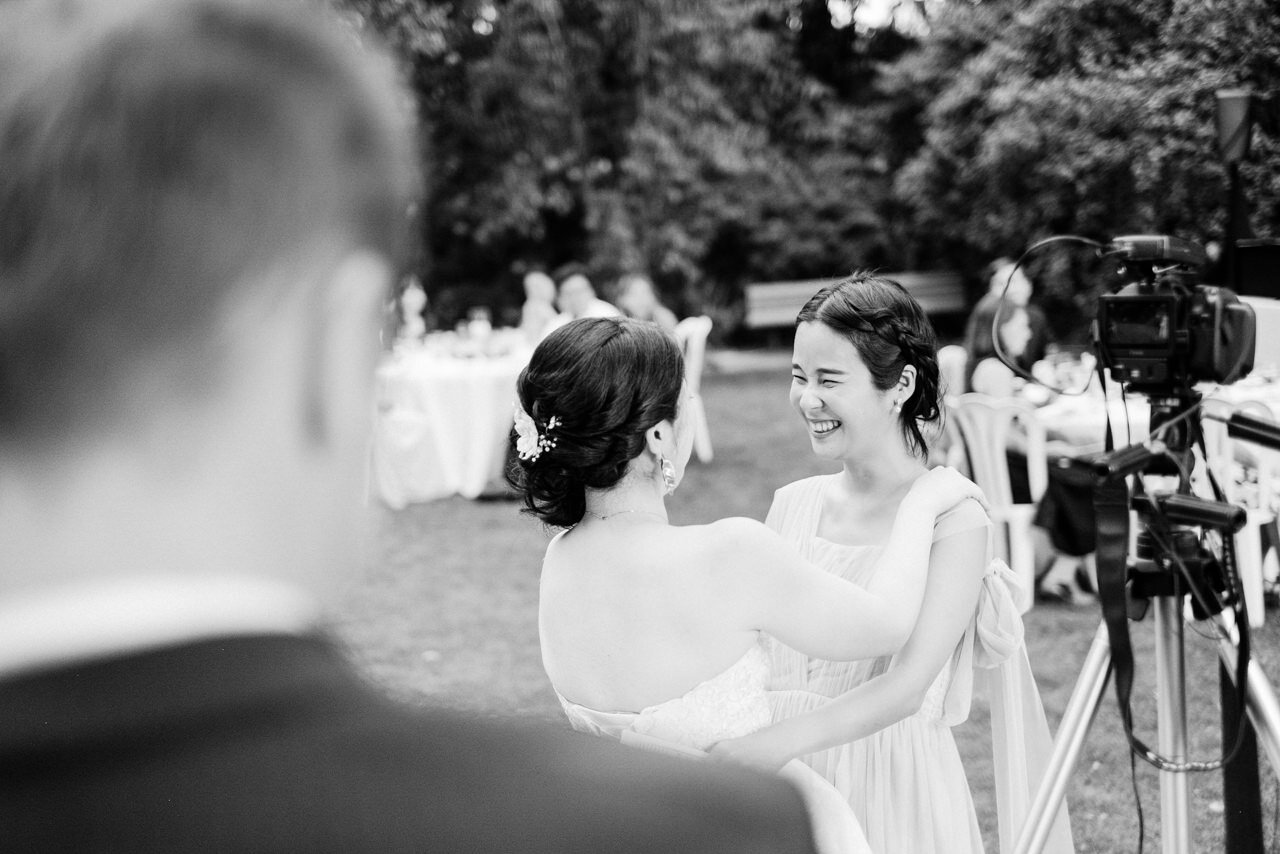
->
[[507, 317, 684, 528], [796, 272, 941, 459]]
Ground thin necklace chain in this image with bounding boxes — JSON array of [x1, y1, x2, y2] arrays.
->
[[582, 508, 667, 522]]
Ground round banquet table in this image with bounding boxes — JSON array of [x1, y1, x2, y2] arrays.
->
[[370, 336, 531, 508]]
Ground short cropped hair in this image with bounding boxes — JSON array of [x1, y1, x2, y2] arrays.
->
[[0, 0, 418, 444]]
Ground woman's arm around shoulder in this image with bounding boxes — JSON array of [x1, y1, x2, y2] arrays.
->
[[711, 515, 990, 770], [704, 516, 924, 664]]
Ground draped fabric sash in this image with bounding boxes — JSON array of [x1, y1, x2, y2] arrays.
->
[[960, 559, 1075, 854]]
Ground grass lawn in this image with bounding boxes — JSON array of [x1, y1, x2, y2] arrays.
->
[[332, 352, 1280, 852]]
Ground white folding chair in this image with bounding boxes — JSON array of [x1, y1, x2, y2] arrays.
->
[[674, 316, 714, 463], [1201, 397, 1277, 626], [933, 345, 970, 469], [947, 392, 1048, 612]]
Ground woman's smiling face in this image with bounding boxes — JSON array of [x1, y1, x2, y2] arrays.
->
[[789, 321, 899, 461]]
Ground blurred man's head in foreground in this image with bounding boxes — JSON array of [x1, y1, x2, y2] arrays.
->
[[0, 0, 418, 593]]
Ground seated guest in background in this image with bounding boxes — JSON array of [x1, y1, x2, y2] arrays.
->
[[966, 304, 1033, 398], [519, 269, 568, 344], [964, 257, 1050, 374], [0, 2, 824, 852], [965, 303, 1096, 605], [558, 270, 622, 319], [616, 272, 679, 333]]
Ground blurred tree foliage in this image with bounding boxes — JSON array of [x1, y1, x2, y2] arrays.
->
[[883, 0, 1280, 341], [338, 0, 1280, 338], [339, 0, 915, 328]]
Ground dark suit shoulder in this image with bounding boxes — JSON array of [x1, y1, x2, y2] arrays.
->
[[0, 634, 817, 854], [342, 703, 818, 854]]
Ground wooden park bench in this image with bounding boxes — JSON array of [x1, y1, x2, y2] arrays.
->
[[742, 271, 967, 331]]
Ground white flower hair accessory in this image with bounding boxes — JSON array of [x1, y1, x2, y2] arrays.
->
[[514, 404, 560, 463]]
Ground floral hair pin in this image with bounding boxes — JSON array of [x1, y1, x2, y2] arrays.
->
[[514, 405, 560, 463]]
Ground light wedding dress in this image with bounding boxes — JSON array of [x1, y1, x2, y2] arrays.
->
[[766, 474, 1074, 854], [556, 640, 873, 854]]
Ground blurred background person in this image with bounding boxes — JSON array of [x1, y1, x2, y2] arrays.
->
[[966, 303, 1034, 398], [0, 1, 826, 851], [963, 258, 1050, 376], [519, 269, 567, 344], [558, 270, 621, 319], [616, 272, 679, 333], [963, 299, 1096, 606]]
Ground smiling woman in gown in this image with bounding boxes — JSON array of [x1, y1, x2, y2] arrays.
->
[[711, 274, 1075, 854]]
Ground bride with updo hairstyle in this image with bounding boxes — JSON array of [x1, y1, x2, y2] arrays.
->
[[510, 316, 987, 854], [509, 316, 685, 529], [710, 273, 1074, 854]]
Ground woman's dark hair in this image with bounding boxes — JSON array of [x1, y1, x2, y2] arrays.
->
[[962, 295, 1000, 392], [507, 317, 684, 528], [796, 271, 941, 459], [962, 296, 1027, 392]]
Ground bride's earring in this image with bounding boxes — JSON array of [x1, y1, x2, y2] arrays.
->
[[659, 454, 677, 496]]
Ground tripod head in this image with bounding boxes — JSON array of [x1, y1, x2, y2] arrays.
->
[[1074, 389, 1247, 620]]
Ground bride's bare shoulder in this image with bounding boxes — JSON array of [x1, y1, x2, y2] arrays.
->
[[702, 516, 771, 537], [691, 517, 786, 559]]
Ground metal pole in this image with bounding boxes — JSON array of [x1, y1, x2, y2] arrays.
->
[[1226, 163, 1241, 288], [1211, 613, 1280, 772], [1153, 595, 1191, 854], [1219, 660, 1264, 854], [1014, 622, 1112, 854]]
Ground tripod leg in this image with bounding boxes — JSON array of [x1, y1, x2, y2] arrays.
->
[[1015, 621, 1112, 854], [1153, 594, 1191, 854]]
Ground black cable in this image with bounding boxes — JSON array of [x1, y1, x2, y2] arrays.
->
[[1132, 747, 1145, 854], [1122, 486, 1254, 774]]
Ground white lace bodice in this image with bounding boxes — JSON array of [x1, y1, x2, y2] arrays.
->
[[554, 642, 873, 854], [555, 643, 772, 750]]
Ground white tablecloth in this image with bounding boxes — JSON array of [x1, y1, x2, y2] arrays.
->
[[1036, 393, 1149, 451], [1035, 378, 1280, 453], [370, 339, 530, 508]]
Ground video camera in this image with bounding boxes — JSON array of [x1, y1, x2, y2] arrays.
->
[[1094, 235, 1256, 395], [1082, 235, 1258, 623], [1013, 83, 1280, 854]]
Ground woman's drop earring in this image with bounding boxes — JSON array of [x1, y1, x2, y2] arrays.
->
[[659, 454, 677, 495], [892, 399, 902, 414]]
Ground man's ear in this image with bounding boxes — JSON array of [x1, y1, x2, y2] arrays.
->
[[304, 250, 394, 446]]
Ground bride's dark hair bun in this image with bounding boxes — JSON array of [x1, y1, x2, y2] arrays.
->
[[508, 317, 684, 528]]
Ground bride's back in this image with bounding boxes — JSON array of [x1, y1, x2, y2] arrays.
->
[[506, 318, 806, 715], [539, 517, 761, 714]]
